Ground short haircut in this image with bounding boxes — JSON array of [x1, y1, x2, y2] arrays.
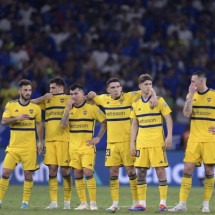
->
[[69, 83, 84, 92], [18, 79, 32, 88], [138, 74, 152, 84], [192, 71, 206, 79], [106, 77, 121, 87], [49, 77, 65, 87]]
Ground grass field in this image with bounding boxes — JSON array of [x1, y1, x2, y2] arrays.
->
[[0, 185, 214, 215]]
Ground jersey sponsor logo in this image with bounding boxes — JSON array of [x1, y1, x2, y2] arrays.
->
[[193, 111, 211, 116], [106, 111, 125, 116], [139, 118, 156, 123], [70, 124, 89, 128], [46, 111, 63, 117], [13, 122, 33, 127]]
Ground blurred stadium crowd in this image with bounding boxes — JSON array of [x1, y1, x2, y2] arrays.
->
[[1, 0, 215, 124]]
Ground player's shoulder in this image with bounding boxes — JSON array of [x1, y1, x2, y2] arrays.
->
[[133, 97, 141, 104], [8, 99, 18, 104], [209, 88, 215, 93]]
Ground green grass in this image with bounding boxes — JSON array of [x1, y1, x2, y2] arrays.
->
[[0, 185, 214, 215]]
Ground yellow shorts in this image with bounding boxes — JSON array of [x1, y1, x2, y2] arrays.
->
[[3, 150, 39, 171], [69, 150, 95, 171], [105, 142, 135, 167], [44, 141, 70, 166], [184, 140, 215, 164], [134, 147, 168, 168]]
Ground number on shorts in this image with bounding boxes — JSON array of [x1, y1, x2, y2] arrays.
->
[[106, 149, 111, 156], [135, 150, 140, 157]]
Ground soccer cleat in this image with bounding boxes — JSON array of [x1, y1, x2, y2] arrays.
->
[[159, 204, 166, 212], [128, 204, 146, 211], [45, 202, 58, 209], [90, 202, 98, 210], [106, 204, 120, 212], [21, 202, 28, 209], [64, 201, 70, 209], [202, 206, 210, 213], [74, 202, 89, 210], [168, 203, 187, 212]]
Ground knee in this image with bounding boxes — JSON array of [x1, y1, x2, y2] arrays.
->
[[24, 171, 33, 181], [109, 167, 119, 177], [2, 168, 12, 179], [49, 165, 58, 176], [126, 166, 136, 176], [61, 167, 70, 177]]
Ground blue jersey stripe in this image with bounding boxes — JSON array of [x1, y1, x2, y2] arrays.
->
[[104, 106, 131, 110], [69, 130, 93, 133], [139, 123, 162, 128], [107, 117, 130, 121], [193, 106, 215, 109], [45, 118, 62, 122], [137, 113, 161, 117], [45, 106, 65, 110], [69, 119, 94, 122], [191, 117, 215, 121], [11, 128, 36, 131]]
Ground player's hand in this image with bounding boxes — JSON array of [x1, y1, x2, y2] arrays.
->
[[66, 98, 75, 109], [17, 114, 30, 121], [86, 137, 100, 146], [130, 144, 136, 156], [37, 142, 43, 154], [87, 91, 97, 99], [188, 83, 197, 96], [208, 126, 215, 134], [43, 93, 53, 100], [165, 135, 172, 149], [149, 89, 158, 109]]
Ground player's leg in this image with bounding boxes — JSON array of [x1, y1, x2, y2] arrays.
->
[[105, 143, 121, 212], [0, 152, 18, 208], [82, 152, 97, 210], [155, 167, 168, 212], [73, 168, 89, 210], [21, 149, 39, 209], [61, 166, 71, 209], [58, 141, 71, 209], [44, 142, 58, 209]]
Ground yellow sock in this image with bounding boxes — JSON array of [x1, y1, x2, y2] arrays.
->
[[179, 174, 192, 201], [110, 176, 119, 202], [0, 177, 9, 201], [137, 183, 147, 201], [203, 174, 214, 201], [75, 177, 86, 202], [129, 174, 138, 202], [49, 176, 58, 202], [86, 175, 96, 202], [23, 180, 33, 203], [159, 180, 168, 201], [63, 174, 72, 202]]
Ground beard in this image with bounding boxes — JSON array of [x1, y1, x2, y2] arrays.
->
[[20, 94, 31, 101]]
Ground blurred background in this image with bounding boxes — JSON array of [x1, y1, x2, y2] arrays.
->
[[0, 0, 213, 186]]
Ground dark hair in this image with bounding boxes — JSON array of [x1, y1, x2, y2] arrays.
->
[[18, 79, 32, 88], [138, 74, 152, 84], [69, 83, 84, 92], [106, 77, 121, 87], [192, 71, 206, 78], [49, 77, 65, 87]]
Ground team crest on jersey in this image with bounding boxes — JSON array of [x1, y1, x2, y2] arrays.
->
[[119, 99, 123, 104], [15, 109, 19, 112], [83, 110, 87, 115], [138, 108, 141, 111], [29, 109, 34, 114], [47, 99, 51, 103], [207, 98, 211, 102], [60, 98, 64, 103], [106, 101, 110, 104]]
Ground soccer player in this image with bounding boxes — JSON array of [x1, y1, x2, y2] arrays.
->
[[87, 77, 157, 212], [0, 79, 43, 209], [130, 74, 172, 212], [169, 71, 215, 213], [61, 83, 106, 210], [31, 77, 71, 209]]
